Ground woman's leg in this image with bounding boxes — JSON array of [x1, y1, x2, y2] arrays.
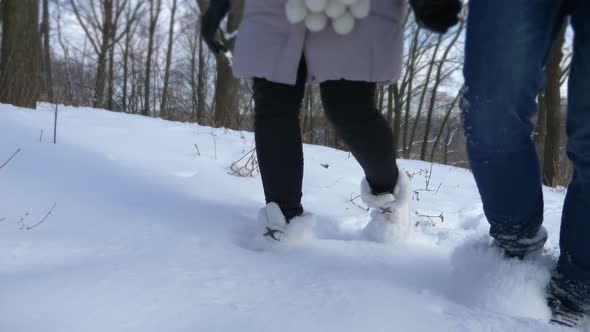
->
[[319, 80, 399, 193], [253, 59, 307, 220]]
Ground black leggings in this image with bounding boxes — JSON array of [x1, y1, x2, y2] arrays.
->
[[253, 59, 399, 220]]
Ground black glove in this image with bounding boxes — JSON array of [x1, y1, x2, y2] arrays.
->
[[409, 0, 462, 34], [201, 0, 230, 55]]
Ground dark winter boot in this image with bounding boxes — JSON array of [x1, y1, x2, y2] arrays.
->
[[491, 226, 548, 260], [547, 279, 587, 328]]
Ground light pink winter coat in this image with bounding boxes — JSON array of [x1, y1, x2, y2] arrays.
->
[[231, 0, 408, 85]]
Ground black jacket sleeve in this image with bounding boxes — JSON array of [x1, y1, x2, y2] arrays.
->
[[409, 0, 462, 34], [201, 0, 231, 54]]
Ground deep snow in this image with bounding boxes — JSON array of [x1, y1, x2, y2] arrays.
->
[[0, 104, 580, 332]]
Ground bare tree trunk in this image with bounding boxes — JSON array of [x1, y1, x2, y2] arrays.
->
[[122, 23, 131, 112], [443, 126, 452, 165], [0, 0, 42, 108], [536, 93, 548, 167], [301, 86, 311, 142], [378, 84, 384, 113], [402, 26, 421, 158], [200, 0, 244, 129], [429, 89, 461, 162], [152, 43, 161, 117], [189, 24, 198, 121], [107, 24, 116, 111], [41, 0, 53, 102], [96, 0, 113, 108], [120, 1, 139, 113], [407, 34, 443, 159], [160, 0, 177, 119], [197, 33, 207, 124], [386, 84, 393, 124], [214, 56, 240, 128], [142, 0, 162, 117], [130, 50, 138, 113], [55, 4, 74, 104], [541, 21, 567, 186], [385, 84, 401, 155], [392, 84, 402, 154], [303, 86, 316, 144]]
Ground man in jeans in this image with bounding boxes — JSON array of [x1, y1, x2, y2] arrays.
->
[[411, 0, 590, 328]]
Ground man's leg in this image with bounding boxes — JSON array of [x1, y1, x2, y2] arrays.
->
[[253, 59, 307, 220], [462, 0, 565, 253], [553, 0, 590, 309]]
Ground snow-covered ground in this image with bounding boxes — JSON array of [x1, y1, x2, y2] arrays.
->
[[0, 104, 577, 332]]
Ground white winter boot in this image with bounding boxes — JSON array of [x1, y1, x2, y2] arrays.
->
[[360, 171, 412, 243], [258, 202, 315, 242]]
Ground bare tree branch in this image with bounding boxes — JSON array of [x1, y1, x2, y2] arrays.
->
[[26, 203, 56, 230], [0, 148, 21, 170]]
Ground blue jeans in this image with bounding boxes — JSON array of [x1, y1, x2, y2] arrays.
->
[[462, 0, 590, 305]]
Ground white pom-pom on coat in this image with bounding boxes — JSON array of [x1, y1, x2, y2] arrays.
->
[[286, 0, 308, 24], [304, 0, 328, 12], [232, 0, 408, 84], [284, 0, 372, 35], [325, 0, 347, 18], [349, 0, 370, 19], [305, 12, 328, 32], [332, 11, 355, 35]]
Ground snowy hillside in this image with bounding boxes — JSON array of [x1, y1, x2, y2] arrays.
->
[[0, 104, 577, 332]]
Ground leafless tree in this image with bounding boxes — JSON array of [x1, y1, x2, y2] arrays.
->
[[120, 0, 141, 112], [41, 0, 53, 102], [160, 0, 178, 119], [142, 0, 162, 116], [70, 0, 142, 109], [419, 20, 464, 160]]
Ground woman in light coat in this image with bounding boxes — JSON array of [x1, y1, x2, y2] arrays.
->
[[201, 0, 459, 242]]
